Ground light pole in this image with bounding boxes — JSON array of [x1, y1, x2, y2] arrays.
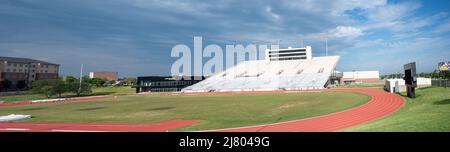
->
[[78, 64, 83, 95]]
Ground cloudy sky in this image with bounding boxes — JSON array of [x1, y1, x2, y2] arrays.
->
[[1, 0, 449, 77]]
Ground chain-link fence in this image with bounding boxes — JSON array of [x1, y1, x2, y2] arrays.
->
[[431, 80, 450, 87]]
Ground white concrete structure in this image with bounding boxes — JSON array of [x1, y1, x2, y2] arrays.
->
[[182, 46, 340, 92], [341, 70, 381, 84], [385, 78, 432, 93], [342, 71, 379, 79]]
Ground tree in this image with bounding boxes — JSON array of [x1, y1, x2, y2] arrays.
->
[[31, 79, 57, 98], [16, 80, 27, 90], [67, 82, 92, 97], [31, 79, 68, 98], [53, 79, 67, 98], [89, 78, 106, 87], [64, 76, 77, 83], [122, 77, 136, 86], [0, 79, 12, 91]]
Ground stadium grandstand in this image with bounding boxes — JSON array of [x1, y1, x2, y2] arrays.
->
[[182, 46, 340, 92]]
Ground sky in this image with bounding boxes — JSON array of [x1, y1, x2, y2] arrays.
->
[[1, 0, 449, 77]]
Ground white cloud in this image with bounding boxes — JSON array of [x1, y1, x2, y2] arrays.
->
[[360, 2, 422, 30], [309, 26, 364, 40], [265, 6, 281, 20], [282, 0, 386, 16], [330, 26, 364, 38]]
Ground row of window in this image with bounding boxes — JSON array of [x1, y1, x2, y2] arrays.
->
[[149, 88, 181, 92], [2, 73, 28, 79], [5, 69, 57, 73], [2, 63, 54, 68], [140, 81, 195, 87]]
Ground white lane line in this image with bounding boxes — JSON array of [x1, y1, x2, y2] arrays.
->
[[0, 128, 30, 131], [51, 129, 112, 132]]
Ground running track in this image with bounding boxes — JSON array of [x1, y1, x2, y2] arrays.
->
[[209, 88, 405, 132], [0, 88, 404, 132]]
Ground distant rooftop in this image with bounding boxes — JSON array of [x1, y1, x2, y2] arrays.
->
[[0, 56, 59, 65]]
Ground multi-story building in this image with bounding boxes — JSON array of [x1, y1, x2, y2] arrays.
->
[[0, 56, 59, 89], [89, 71, 118, 81]]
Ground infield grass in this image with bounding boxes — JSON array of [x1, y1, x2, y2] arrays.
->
[[0, 91, 369, 131]]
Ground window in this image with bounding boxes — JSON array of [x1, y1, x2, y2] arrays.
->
[[19, 69, 22, 72], [31, 75, 35, 78], [13, 64, 17, 67], [8, 63, 11, 66], [45, 70, 47, 73], [7, 69, 10, 72], [13, 69, 16, 72], [19, 64, 22, 67], [32, 65, 35, 68]]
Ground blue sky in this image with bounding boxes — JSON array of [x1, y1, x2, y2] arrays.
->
[[1, 0, 449, 77]]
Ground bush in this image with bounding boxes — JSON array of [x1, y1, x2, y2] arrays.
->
[[0, 79, 13, 91], [31, 78, 93, 98], [16, 80, 27, 90]]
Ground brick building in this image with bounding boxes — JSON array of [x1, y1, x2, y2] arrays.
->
[[0, 56, 59, 89]]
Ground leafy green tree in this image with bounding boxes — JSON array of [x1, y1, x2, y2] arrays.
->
[[53, 79, 67, 98], [67, 82, 92, 97], [64, 76, 77, 83], [31, 79, 57, 98], [89, 78, 106, 87]]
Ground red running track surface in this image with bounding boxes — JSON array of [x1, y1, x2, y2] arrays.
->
[[0, 120, 202, 132], [207, 88, 405, 132]]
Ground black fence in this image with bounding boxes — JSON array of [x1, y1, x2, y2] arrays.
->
[[431, 80, 450, 87]]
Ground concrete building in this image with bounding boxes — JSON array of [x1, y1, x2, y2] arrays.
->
[[135, 76, 205, 93], [89, 72, 118, 81], [385, 78, 432, 93], [0, 56, 59, 89], [341, 70, 382, 84]]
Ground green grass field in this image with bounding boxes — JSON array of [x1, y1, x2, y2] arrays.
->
[[0, 91, 369, 131], [0, 86, 135, 103], [344, 87, 450, 132]]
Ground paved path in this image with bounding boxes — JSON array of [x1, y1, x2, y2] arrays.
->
[[208, 88, 405, 132]]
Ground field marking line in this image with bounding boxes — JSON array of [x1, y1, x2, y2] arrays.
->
[[0, 128, 30, 131], [50, 129, 112, 132]]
